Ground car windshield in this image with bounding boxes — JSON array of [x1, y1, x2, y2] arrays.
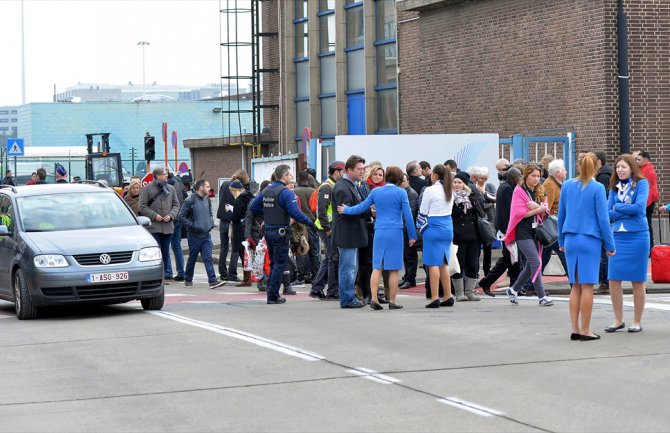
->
[[17, 192, 137, 232]]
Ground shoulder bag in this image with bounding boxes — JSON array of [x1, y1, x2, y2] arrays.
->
[[534, 214, 558, 247]]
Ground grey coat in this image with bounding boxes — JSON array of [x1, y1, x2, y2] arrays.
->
[[139, 180, 180, 234]]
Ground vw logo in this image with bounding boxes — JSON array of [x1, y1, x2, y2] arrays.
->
[[99, 254, 112, 265]]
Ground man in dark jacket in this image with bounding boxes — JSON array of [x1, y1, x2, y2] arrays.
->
[[293, 170, 319, 285], [406, 161, 426, 196], [2, 170, 15, 186], [179, 179, 224, 289], [477, 167, 521, 297], [248, 165, 316, 304], [311, 161, 344, 300], [216, 170, 246, 282], [400, 173, 419, 289], [595, 152, 613, 197], [332, 155, 370, 309]]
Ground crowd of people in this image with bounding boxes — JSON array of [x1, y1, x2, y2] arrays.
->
[[204, 149, 663, 342], [2, 149, 664, 341]]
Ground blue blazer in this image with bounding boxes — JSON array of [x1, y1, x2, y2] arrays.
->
[[558, 178, 615, 251], [607, 178, 649, 233], [344, 184, 418, 241]]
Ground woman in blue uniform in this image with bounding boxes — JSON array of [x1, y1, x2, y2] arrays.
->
[[606, 154, 649, 333], [418, 164, 455, 309], [558, 153, 615, 341], [338, 166, 417, 310]]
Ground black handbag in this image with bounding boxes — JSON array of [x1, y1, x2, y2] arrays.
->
[[534, 215, 558, 246], [476, 217, 497, 245]]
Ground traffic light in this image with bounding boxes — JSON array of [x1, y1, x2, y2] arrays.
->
[[144, 135, 156, 161]]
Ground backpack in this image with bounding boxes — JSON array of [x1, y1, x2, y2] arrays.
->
[[309, 189, 319, 213]]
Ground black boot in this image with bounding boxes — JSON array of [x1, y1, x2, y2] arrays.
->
[[282, 272, 296, 295]]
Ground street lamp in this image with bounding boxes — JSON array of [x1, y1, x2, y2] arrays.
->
[[137, 41, 150, 98]]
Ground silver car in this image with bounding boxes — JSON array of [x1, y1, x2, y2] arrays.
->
[[0, 183, 164, 319]]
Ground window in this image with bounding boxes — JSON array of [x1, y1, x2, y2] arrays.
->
[[319, 14, 336, 53], [321, 97, 336, 137], [295, 21, 309, 59], [296, 61, 310, 97], [320, 55, 336, 94], [347, 49, 365, 90], [0, 119, 8, 123], [376, 88, 397, 132], [295, 0, 308, 20], [0, 196, 15, 233], [376, 0, 396, 41], [319, 0, 335, 11], [376, 44, 397, 86], [346, 6, 364, 48], [296, 100, 311, 138]]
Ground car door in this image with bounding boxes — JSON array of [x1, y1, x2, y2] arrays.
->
[[0, 195, 17, 295]]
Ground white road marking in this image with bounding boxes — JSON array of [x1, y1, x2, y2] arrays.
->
[[345, 367, 401, 385], [552, 297, 670, 311], [437, 397, 504, 417], [149, 311, 325, 362], [165, 293, 195, 297], [0, 315, 13, 319]]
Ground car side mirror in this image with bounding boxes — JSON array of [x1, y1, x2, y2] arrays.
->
[[0, 225, 9, 236], [137, 216, 151, 227]]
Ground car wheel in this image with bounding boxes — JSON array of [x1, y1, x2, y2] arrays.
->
[[141, 288, 164, 311], [14, 269, 38, 320]]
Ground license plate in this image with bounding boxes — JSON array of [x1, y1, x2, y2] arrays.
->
[[87, 272, 129, 283]]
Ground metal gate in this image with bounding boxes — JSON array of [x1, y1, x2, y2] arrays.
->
[[499, 132, 576, 178]]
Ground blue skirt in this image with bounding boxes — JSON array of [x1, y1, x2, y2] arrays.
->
[[609, 230, 649, 282], [564, 233, 601, 284], [372, 228, 404, 270], [422, 215, 453, 267]]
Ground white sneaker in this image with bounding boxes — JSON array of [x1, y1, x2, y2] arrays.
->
[[539, 296, 554, 306], [506, 288, 518, 305]]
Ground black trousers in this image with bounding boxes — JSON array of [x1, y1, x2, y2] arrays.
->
[[452, 240, 481, 280], [646, 202, 656, 251], [356, 227, 374, 300], [402, 228, 418, 284], [297, 225, 320, 281], [479, 245, 520, 289]]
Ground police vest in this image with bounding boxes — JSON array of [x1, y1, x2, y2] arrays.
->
[[262, 184, 291, 226], [314, 178, 335, 231]]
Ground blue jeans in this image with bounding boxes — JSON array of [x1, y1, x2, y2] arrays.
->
[[169, 220, 185, 278], [265, 227, 290, 301], [152, 233, 172, 277], [185, 234, 217, 284], [338, 247, 359, 307], [523, 240, 569, 291], [598, 242, 609, 286]]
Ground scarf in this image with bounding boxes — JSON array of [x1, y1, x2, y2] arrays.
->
[[616, 178, 633, 204], [366, 177, 386, 191], [453, 189, 472, 213], [156, 180, 171, 196]]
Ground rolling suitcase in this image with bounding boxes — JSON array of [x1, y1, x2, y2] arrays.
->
[[651, 213, 670, 283]]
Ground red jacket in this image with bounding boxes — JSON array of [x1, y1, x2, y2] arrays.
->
[[640, 161, 659, 205]]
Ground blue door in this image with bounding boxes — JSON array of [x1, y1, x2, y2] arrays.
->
[[347, 93, 365, 135]]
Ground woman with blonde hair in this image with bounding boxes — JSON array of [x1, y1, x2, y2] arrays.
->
[[505, 164, 553, 306], [605, 154, 649, 333], [558, 152, 615, 341], [124, 179, 142, 216]]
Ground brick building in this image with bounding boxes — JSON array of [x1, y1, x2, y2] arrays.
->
[[397, 0, 669, 203], [260, 0, 668, 202]]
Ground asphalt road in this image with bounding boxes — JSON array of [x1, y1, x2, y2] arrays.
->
[[1, 262, 669, 432]]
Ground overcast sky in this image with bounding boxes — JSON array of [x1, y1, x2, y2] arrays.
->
[[0, 0, 230, 106]]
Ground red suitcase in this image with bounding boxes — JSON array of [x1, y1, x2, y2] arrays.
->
[[651, 245, 670, 283]]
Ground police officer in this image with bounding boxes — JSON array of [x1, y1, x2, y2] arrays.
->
[[249, 164, 316, 304]]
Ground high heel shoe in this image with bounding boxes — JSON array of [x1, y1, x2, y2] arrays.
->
[[425, 299, 440, 309], [370, 301, 383, 311], [440, 297, 455, 307]]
